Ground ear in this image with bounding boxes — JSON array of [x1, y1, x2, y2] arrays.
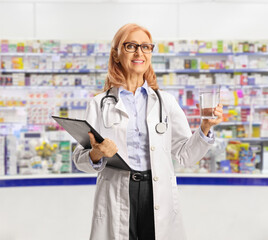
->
[[112, 49, 120, 63]]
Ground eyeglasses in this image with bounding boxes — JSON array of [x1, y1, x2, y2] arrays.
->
[[123, 42, 155, 54]]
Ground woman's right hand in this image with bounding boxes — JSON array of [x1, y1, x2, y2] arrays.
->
[[88, 132, 118, 163]]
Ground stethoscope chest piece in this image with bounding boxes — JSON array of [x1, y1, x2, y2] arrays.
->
[[155, 122, 167, 134]]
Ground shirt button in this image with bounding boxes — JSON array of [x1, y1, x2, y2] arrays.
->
[[151, 146, 155, 151], [153, 177, 159, 181], [154, 205, 160, 210], [135, 128, 139, 132]]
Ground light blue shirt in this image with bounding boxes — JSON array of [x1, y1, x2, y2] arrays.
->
[[118, 81, 150, 171], [89, 81, 214, 170]]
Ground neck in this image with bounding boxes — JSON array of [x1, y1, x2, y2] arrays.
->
[[125, 74, 144, 94]]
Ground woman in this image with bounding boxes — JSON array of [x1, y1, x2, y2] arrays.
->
[[73, 23, 223, 240]]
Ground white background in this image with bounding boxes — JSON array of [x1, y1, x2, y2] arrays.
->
[[1, 1, 268, 240]]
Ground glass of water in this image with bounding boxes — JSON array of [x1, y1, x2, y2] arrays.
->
[[199, 85, 221, 119]]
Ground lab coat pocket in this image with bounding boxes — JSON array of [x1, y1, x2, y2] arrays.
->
[[93, 176, 109, 219], [170, 176, 180, 214], [102, 101, 121, 128]]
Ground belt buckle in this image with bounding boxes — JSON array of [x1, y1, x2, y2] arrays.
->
[[132, 172, 143, 181]]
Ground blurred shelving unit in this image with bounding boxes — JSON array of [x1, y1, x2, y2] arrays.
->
[[0, 39, 268, 179]]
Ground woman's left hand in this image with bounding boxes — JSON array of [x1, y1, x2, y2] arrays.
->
[[198, 103, 223, 136]]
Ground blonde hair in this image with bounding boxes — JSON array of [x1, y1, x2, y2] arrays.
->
[[104, 23, 158, 91]]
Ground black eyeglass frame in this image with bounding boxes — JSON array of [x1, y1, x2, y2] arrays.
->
[[122, 42, 155, 54]]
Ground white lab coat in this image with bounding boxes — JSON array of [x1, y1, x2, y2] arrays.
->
[[73, 86, 214, 240]]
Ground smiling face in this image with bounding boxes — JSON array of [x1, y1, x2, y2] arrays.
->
[[118, 30, 152, 79]]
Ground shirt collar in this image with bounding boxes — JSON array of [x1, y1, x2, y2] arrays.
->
[[119, 80, 149, 96]]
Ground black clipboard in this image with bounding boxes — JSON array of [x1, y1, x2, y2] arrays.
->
[[52, 116, 131, 171]]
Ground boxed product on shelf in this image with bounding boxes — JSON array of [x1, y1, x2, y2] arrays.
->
[[226, 141, 241, 173], [16, 130, 72, 175], [168, 58, 184, 70], [1, 56, 12, 69], [12, 57, 23, 69], [260, 111, 268, 137], [11, 73, 25, 86], [0, 136, 4, 175], [46, 131, 72, 173], [233, 41, 268, 53], [225, 141, 263, 173], [0, 74, 13, 86], [95, 55, 108, 70], [152, 57, 167, 70], [94, 42, 110, 53], [5, 135, 17, 175], [263, 146, 268, 174], [1, 40, 9, 52], [239, 143, 261, 174], [42, 40, 60, 54]]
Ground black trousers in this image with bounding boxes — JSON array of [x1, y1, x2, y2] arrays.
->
[[129, 171, 155, 240]]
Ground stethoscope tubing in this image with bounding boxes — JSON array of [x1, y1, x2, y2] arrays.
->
[[100, 89, 118, 109], [100, 88, 167, 134]]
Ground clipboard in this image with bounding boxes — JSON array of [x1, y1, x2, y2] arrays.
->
[[52, 116, 131, 171]]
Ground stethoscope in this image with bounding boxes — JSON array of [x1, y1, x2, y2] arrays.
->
[[100, 88, 167, 134]]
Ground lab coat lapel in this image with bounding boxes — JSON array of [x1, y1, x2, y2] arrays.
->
[[147, 87, 158, 118], [110, 87, 128, 117]]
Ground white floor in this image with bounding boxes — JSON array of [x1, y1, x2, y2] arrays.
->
[[1, 184, 268, 240]]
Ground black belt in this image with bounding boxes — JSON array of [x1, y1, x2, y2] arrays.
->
[[130, 170, 151, 182]]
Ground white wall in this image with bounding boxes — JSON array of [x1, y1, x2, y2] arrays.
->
[[1, 0, 268, 40], [1, 184, 268, 240]]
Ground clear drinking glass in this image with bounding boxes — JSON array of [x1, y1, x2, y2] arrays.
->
[[199, 85, 220, 119]]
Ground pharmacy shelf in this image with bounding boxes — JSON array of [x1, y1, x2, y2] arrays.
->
[[2, 68, 268, 74], [227, 85, 268, 89], [235, 52, 268, 56], [181, 106, 197, 110], [254, 105, 268, 109], [0, 85, 99, 90], [0, 52, 108, 57], [186, 115, 200, 119], [1, 84, 266, 90], [153, 52, 233, 57], [0, 52, 55, 57], [1, 52, 268, 57], [219, 121, 262, 126], [217, 137, 268, 141], [1, 173, 268, 187], [0, 122, 27, 124], [234, 68, 268, 73], [0, 69, 107, 74], [155, 69, 234, 74], [0, 106, 26, 110], [222, 105, 268, 109], [156, 69, 268, 74], [160, 85, 268, 90]]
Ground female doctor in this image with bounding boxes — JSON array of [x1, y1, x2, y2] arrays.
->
[[73, 23, 223, 240]]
